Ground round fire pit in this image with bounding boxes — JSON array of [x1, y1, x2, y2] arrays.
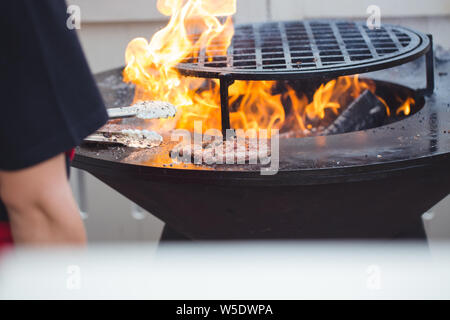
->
[[74, 20, 450, 240]]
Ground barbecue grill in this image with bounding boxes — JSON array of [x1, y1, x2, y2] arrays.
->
[[177, 21, 435, 135], [73, 20, 450, 241]]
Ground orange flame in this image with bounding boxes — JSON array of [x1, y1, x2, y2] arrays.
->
[[396, 96, 414, 116], [123, 0, 411, 135]]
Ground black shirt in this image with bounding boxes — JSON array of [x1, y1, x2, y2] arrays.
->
[[0, 1, 108, 221]]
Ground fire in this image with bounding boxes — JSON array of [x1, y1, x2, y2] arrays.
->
[[123, 0, 235, 132], [123, 0, 409, 136], [396, 96, 414, 116]]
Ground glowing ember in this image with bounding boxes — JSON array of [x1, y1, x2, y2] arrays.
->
[[123, 0, 413, 136]]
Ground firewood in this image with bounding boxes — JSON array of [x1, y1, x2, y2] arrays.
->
[[321, 90, 387, 136]]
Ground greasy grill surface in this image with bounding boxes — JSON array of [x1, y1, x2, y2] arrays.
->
[[176, 21, 429, 80]]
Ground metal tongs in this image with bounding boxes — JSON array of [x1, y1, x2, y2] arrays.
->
[[84, 101, 177, 147], [106, 100, 177, 120]]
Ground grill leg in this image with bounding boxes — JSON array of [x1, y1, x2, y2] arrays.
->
[[160, 225, 191, 242], [219, 74, 234, 137], [418, 35, 435, 97]]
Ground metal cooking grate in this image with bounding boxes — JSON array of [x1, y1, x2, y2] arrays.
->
[[176, 21, 430, 80], [174, 20, 433, 135]]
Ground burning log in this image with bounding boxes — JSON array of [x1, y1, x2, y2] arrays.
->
[[321, 90, 387, 136]]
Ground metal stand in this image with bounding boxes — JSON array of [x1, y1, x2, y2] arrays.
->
[[417, 35, 435, 97], [219, 73, 234, 137], [160, 225, 191, 242], [217, 35, 436, 136]]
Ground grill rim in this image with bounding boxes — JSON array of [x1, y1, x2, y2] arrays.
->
[[175, 20, 431, 81], [86, 62, 450, 182]]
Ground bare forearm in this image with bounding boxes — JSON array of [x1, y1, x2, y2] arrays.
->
[[0, 154, 87, 246], [6, 185, 86, 245]]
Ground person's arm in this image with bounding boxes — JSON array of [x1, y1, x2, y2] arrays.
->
[[0, 154, 86, 246]]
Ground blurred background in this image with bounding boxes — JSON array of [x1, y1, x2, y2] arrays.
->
[[67, 0, 450, 245]]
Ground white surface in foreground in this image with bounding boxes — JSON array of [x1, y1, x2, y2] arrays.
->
[[0, 242, 449, 300]]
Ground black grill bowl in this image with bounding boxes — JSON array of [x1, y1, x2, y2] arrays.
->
[[78, 156, 448, 240], [74, 49, 450, 241]]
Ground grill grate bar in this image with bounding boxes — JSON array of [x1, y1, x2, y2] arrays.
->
[[279, 21, 292, 70], [383, 27, 405, 53], [253, 24, 263, 71], [226, 35, 234, 68], [356, 23, 380, 60], [304, 21, 323, 68], [330, 22, 352, 64]]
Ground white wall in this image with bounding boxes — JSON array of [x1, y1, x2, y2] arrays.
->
[[70, 0, 450, 22], [71, 0, 450, 73], [270, 0, 450, 20]]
